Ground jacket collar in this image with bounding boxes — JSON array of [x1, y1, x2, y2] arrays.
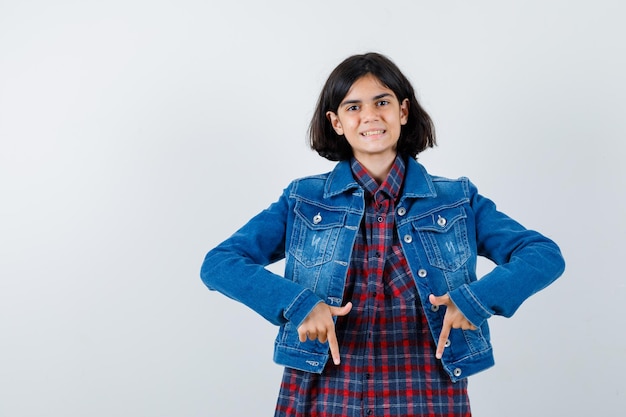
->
[[324, 157, 437, 199]]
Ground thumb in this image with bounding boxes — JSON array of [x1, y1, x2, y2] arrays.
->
[[428, 293, 449, 306], [330, 301, 353, 317]]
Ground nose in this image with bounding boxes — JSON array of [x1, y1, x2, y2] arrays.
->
[[361, 104, 379, 122]]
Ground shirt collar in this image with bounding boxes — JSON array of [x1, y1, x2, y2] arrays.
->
[[323, 157, 436, 199], [350, 155, 405, 202]]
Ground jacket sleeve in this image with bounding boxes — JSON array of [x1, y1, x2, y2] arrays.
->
[[200, 185, 323, 328], [448, 180, 566, 327]]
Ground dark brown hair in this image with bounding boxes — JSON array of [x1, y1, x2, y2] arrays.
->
[[309, 52, 436, 161]]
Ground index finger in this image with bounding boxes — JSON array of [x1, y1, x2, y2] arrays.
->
[[326, 326, 341, 365], [436, 322, 451, 360]]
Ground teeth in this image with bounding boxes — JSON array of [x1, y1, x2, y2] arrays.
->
[[362, 130, 384, 136]]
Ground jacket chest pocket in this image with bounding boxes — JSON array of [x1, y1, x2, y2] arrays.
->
[[412, 206, 470, 271], [289, 200, 346, 267]]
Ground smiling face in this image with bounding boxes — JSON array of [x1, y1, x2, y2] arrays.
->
[[326, 73, 409, 167]]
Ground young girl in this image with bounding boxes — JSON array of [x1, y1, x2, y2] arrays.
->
[[200, 52, 565, 417]]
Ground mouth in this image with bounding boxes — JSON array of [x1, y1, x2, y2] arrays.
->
[[361, 129, 386, 137]]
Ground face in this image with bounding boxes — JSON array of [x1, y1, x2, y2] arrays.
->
[[326, 73, 409, 164]]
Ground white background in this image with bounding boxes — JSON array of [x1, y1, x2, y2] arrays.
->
[[1, 0, 625, 416]]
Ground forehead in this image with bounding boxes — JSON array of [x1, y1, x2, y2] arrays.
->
[[343, 74, 396, 100]]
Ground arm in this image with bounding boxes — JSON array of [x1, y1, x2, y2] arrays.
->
[[200, 186, 322, 329], [448, 180, 566, 328]]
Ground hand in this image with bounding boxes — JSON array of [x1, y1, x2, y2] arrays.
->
[[297, 302, 353, 365], [428, 293, 477, 359]]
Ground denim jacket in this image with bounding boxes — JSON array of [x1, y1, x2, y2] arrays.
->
[[200, 158, 565, 382]]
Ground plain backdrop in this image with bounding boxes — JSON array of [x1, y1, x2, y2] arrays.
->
[[1, 0, 625, 416]]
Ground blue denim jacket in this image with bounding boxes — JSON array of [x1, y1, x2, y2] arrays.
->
[[200, 158, 565, 382]]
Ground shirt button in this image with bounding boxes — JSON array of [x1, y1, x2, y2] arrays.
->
[[403, 234, 412, 243], [377, 216, 384, 223], [418, 269, 427, 278], [397, 207, 406, 216], [453, 368, 462, 377]]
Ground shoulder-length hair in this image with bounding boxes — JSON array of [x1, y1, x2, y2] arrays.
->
[[309, 52, 436, 161]]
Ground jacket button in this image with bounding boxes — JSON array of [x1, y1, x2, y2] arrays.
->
[[437, 215, 447, 227], [453, 368, 462, 377], [430, 304, 439, 312], [403, 234, 412, 243], [445, 339, 451, 348], [397, 207, 406, 216], [417, 269, 427, 278], [313, 213, 322, 224]]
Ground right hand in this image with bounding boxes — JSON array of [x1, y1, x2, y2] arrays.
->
[[297, 302, 353, 365]]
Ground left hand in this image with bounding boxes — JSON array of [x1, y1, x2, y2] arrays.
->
[[428, 293, 477, 359]]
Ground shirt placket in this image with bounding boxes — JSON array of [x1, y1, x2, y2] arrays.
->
[[363, 193, 392, 416]]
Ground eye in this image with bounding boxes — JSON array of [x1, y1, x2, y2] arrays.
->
[[377, 100, 390, 106], [346, 105, 360, 111]]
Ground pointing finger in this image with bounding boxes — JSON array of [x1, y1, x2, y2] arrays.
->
[[436, 320, 451, 360], [328, 302, 352, 365], [327, 326, 341, 365]]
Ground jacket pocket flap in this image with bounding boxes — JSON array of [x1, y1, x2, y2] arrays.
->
[[412, 206, 467, 233], [294, 200, 346, 230]]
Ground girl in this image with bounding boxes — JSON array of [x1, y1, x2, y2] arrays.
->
[[200, 52, 565, 416]]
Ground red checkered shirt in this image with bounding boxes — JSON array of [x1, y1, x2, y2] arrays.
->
[[275, 156, 471, 417]]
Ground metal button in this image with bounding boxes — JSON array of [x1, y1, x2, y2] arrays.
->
[[417, 269, 427, 278], [313, 213, 322, 224], [437, 215, 447, 227], [445, 339, 451, 348], [397, 207, 406, 216], [377, 216, 384, 223], [403, 234, 412, 243], [453, 368, 462, 377], [430, 304, 439, 312]]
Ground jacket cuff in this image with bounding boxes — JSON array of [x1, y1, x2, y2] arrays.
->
[[283, 288, 324, 328], [448, 284, 493, 327]]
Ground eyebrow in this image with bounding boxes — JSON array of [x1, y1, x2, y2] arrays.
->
[[340, 93, 393, 107]]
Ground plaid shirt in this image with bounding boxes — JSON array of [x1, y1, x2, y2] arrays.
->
[[275, 156, 471, 417]]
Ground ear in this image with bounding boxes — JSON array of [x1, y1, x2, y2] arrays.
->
[[400, 98, 410, 125], [326, 111, 344, 135]]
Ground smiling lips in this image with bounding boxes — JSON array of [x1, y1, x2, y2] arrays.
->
[[361, 129, 385, 137]]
